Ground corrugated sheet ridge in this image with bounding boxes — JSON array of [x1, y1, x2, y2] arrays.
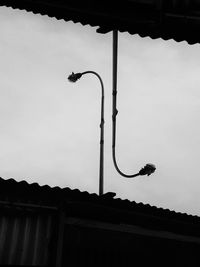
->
[[0, 176, 200, 222]]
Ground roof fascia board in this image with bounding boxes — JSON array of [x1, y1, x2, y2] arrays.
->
[[66, 216, 200, 245]]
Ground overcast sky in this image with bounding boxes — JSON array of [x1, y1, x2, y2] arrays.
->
[[1, 6, 200, 216]]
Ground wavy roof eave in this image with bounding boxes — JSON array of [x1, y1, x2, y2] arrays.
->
[[0, 176, 200, 221], [1, 176, 200, 238], [1, 0, 200, 45]]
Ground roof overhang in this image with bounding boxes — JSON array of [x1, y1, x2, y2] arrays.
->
[[1, 0, 200, 45]]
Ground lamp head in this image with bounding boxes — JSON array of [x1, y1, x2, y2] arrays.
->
[[139, 163, 156, 176], [68, 72, 82, 83]]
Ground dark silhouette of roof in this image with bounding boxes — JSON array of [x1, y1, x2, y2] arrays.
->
[[1, 176, 200, 239], [1, 0, 200, 45]]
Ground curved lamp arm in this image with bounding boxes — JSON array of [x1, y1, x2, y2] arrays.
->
[[68, 71, 105, 195], [112, 30, 156, 178]]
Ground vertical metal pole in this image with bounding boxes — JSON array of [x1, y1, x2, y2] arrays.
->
[[75, 71, 105, 195], [112, 30, 118, 152], [111, 31, 154, 178], [99, 79, 105, 196]]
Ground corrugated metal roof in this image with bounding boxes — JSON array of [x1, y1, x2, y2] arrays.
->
[[1, 176, 200, 266], [0, 177, 200, 229], [1, 0, 200, 44]]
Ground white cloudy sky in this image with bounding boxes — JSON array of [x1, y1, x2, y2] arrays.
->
[[1, 6, 200, 216]]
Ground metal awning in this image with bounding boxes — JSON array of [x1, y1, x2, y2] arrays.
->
[[1, 0, 200, 45]]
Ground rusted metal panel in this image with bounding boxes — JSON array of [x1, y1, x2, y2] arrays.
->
[[0, 212, 54, 265]]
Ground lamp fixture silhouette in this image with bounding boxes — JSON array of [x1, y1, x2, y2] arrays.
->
[[112, 30, 156, 178], [68, 71, 105, 196]]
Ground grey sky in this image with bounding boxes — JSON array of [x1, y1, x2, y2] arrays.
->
[[1, 6, 200, 216]]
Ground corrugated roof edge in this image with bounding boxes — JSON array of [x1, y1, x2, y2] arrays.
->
[[0, 176, 200, 223], [2, 2, 200, 45]]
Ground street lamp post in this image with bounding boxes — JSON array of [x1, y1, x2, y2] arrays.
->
[[68, 71, 105, 196], [112, 30, 156, 178], [67, 31, 156, 195]]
